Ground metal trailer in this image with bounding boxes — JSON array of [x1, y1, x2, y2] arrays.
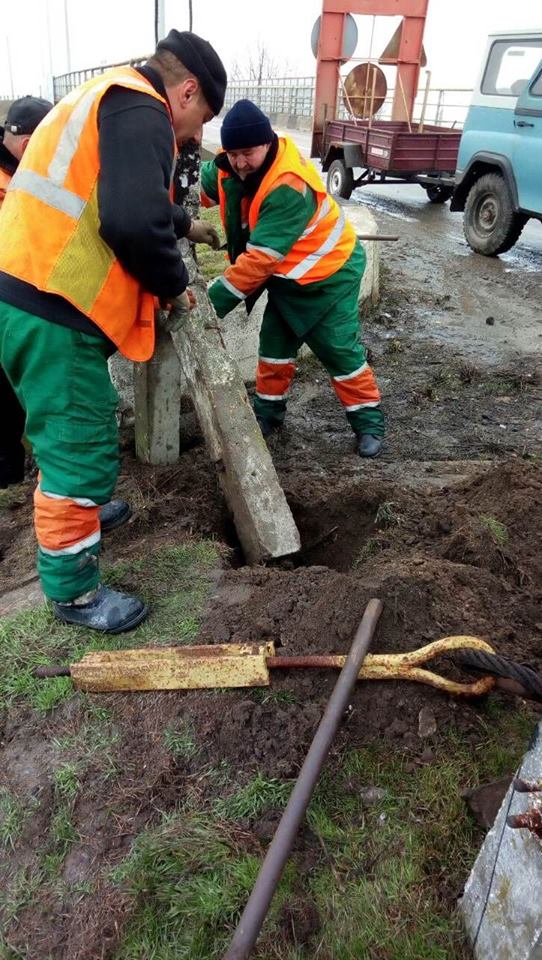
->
[[311, 0, 461, 203], [321, 118, 461, 203]]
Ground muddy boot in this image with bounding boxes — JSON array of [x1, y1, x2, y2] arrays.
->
[[100, 499, 132, 533], [256, 416, 278, 439], [357, 434, 383, 458], [52, 585, 148, 633]]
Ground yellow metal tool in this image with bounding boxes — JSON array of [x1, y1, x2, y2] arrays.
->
[[36, 636, 496, 697]]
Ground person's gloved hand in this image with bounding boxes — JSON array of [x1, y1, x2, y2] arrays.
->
[[157, 289, 196, 333], [187, 219, 221, 249]]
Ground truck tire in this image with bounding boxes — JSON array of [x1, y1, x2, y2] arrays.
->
[[424, 184, 454, 204], [327, 159, 354, 200], [463, 173, 526, 256]]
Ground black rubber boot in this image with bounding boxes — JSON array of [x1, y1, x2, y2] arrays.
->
[[100, 499, 132, 533], [357, 434, 383, 458], [256, 416, 278, 438], [52, 585, 148, 634]]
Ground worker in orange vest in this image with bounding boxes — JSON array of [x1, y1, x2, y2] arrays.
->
[[0, 97, 52, 488], [201, 100, 384, 456], [0, 31, 227, 632]]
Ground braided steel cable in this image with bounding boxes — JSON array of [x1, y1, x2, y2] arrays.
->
[[453, 649, 542, 702]]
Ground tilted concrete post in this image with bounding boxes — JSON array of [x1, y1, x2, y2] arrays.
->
[[170, 261, 300, 564]]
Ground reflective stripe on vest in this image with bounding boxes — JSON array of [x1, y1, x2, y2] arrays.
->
[[248, 137, 356, 285], [0, 68, 174, 361]]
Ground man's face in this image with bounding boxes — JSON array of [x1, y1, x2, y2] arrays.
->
[[226, 144, 270, 180], [167, 78, 213, 148], [3, 130, 30, 162]]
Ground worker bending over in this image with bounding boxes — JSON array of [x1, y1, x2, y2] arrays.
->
[[0, 31, 227, 632], [201, 100, 384, 456]]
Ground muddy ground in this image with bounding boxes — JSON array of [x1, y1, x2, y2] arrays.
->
[[0, 193, 541, 958]]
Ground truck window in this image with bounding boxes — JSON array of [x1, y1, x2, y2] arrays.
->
[[531, 68, 542, 96], [482, 39, 542, 96]]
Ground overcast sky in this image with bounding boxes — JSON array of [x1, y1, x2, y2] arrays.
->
[[1, 0, 539, 101]]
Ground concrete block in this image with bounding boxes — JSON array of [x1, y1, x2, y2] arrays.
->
[[342, 203, 381, 309], [461, 720, 542, 959], [133, 325, 182, 465]]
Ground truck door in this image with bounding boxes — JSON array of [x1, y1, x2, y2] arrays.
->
[[514, 60, 542, 214]]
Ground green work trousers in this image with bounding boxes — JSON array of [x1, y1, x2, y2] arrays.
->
[[254, 292, 384, 437], [0, 302, 119, 601]]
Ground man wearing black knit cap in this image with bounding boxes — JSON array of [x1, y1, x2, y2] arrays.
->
[[0, 32, 227, 633]]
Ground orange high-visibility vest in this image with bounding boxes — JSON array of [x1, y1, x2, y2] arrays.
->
[[0, 166, 11, 207], [0, 68, 175, 361], [217, 136, 356, 285]]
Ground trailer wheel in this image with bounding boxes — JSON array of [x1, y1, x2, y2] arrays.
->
[[327, 159, 354, 200], [424, 184, 454, 204], [464, 173, 526, 256]]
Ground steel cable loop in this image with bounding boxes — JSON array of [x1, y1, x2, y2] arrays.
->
[[452, 650, 542, 701]]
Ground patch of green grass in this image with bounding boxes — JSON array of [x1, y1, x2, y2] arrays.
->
[[53, 701, 120, 780], [0, 542, 220, 713], [164, 718, 199, 760], [0, 789, 26, 849], [354, 536, 384, 566], [480, 515, 509, 546], [375, 501, 403, 529], [0, 864, 44, 925], [298, 704, 534, 960], [214, 774, 292, 821], [195, 206, 226, 282], [112, 811, 296, 960], [249, 687, 298, 705], [54, 762, 80, 802], [48, 806, 78, 859]]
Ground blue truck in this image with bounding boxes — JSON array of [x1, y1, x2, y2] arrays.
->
[[451, 29, 542, 255]]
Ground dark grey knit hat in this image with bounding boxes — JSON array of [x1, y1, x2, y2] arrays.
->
[[156, 30, 227, 115]]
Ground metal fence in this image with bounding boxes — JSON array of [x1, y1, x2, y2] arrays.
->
[[53, 62, 472, 129], [223, 77, 316, 117], [53, 57, 147, 101], [226, 77, 472, 128]]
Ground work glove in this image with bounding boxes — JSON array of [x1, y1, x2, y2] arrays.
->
[[157, 289, 196, 333], [186, 218, 221, 249]]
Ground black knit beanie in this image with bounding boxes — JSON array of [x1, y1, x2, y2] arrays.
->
[[156, 30, 227, 115], [221, 100, 273, 151]]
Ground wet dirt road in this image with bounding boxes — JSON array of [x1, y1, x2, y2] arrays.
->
[[351, 182, 541, 368]]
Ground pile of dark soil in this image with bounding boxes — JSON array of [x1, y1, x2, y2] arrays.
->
[[195, 460, 542, 775]]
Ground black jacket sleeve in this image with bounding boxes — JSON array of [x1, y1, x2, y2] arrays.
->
[[172, 203, 192, 238], [97, 87, 189, 300]]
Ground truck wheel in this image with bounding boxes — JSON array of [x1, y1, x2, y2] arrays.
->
[[424, 184, 454, 204], [327, 159, 354, 200], [464, 173, 526, 256]]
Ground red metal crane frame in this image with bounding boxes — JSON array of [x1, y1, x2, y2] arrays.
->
[[312, 0, 429, 157]]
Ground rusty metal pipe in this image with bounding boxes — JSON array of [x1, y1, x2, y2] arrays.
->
[[222, 598, 383, 960], [34, 665, 71, 678]]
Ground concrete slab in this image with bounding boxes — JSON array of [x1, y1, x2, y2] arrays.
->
[[461, 720, 542, 959], [0, 577, 44, 618]]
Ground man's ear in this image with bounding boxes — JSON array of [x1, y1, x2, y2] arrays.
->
[[179, 77, 199, 106], [20, 136, 31, 156]]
